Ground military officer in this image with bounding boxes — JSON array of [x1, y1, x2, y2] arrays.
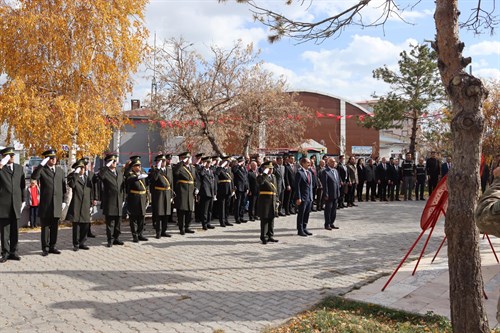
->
[[126, 159, 149, 242], [256, 161, 279, 244], [0, 147, 25, 262], [31, 149, 66, 256], [173, 152, 196, 235], [215, 156, 234, 227], [198, 156, 216, 230], [232, 156, 249, 224], [149, 154, 174, 239], [96, 153, 125, 247], [67, 159, 96, 251]]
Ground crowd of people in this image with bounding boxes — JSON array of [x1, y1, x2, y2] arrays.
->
[[0, 146, 498, 261]]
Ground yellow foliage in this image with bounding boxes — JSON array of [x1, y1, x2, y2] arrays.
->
[[0, 0, 148, 157]]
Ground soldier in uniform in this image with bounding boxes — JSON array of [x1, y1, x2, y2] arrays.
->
[[232, 156, 249, 223], [174, 152, 196, 235], [216, 156, 234, 227], [415, 157, 427, 200], [95, 153, 125, 247], [67, 159, 96, 251], [193, 153, 204, 224], [198, 156, 216, 230], [149, 154, 174, 239], [31, 149, 66, 256], [256, 161, 279, 244], [125, 159, 149, 242], [0, 147, 25, 262]]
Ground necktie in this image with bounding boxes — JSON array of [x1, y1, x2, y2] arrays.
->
[[51, 167, 55, 173], [9, 165, 13, 172], [306, 170, 311, 184]]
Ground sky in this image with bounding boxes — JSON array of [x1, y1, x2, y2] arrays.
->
[[127, 0, 500, 108]]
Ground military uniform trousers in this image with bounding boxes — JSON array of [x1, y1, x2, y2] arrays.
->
[[0, 208, 19, 256], [40, 217, 59, 251], [199, 195, 214, 227], [129, 215, 145, 239], [72, 222, 89, 247], [105, 216, 121, 242], [177, 210, 192, 232], [218, 195, 231, 226], [260, 218, 275, 242]]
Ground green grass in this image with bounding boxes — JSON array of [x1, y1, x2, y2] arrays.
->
[[265, 296, 454, 333]]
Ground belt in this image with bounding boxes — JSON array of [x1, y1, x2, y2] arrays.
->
[[130, 190, 146, 195], [259, 191, 276, 195], [154, 186, 170, 191], [218, 180, 232, 183], [177, 180, 194, 184]]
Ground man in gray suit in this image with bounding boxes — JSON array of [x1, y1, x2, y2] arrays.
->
[[321, 157, 341, 230], [0, 147, 25, 262], [31, 149, 67, 256]]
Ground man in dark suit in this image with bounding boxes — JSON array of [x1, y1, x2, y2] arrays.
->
[[198, 156, 216, 230], [126, 159, 149, 242], [232, 156, 249, 223], [274, 155, 286, 216], [375, 157, 389, 201], [67, 158, 96, 251], [426, 151, 440, 195], [257, 161, 279, 244], [337, 155, 349, 208], [247, 161, 259, 221], [96, 153, 125, 247], [215, 156, 233, 227], [321, 157, 340, 230], [173, 152, 196, 235], [441, 156, 452, 178], [0, 147, 25, 262], [294, 157, 314, 236], [31, 149, 66, 256], [149, 154, 174, 238], [283, 153, 296, 215]]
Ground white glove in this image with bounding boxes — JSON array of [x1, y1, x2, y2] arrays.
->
[[74, 167, 81, 174], [221, 161, 228, 168], [213, 195, 217, 201], [195, 188, 199, 195], [20, 202, 26, 214], [62, 203, 67, 211], [263, 168, 270, 175], [1, 155, 10, 166], [231, 191, 235, 197], [157, 161, 162, 168], [122, 202, 126, 208], [138, 174, 148, 180], [106, 160, 113, 167], [40, 157, 50, 166]]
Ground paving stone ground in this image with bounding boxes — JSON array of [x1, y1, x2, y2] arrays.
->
[[1, 200, 444, 333]]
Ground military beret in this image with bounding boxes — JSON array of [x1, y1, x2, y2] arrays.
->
[[0, 147, 15, 156], [42, 149, 57, 158]]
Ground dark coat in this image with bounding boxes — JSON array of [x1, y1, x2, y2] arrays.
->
[[337, 163, 349, 183], [31, 165, 66, 219], [126, 172, 148, 216], [441, 162, 451, 177], [256, 173, 278, 219], [357, 165, 366, 183], [284, 163, 296, 189], [365, 164, 376, 182], [96, 167, 125, 216], [294, 168, 313, 202], [247, 169, 259, 196], [273, 164, 286, 194], [387, 164, 401, 182], [173, 162, 195, 211], [0, 163, 26, 219], [426, 157, 440, 179], [149, 167, 173, 216], [321, 166, 340, 200], [198, 167, 216, 198], [375, 163, 388, 182], [67, 172, 95, 223], [215, 167, 233, 197], [232, 165, 249, 192]]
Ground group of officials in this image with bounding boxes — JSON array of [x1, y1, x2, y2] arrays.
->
[[1, 145, 472, 261]]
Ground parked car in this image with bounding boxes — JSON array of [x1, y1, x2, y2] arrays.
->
[[25, 157, 42, 178]]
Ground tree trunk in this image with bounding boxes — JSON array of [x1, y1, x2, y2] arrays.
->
[[434, 1, 489, 331], [204, 128, 223, 156], [242, 132, 253, 157], [409, 112, 418, 157]]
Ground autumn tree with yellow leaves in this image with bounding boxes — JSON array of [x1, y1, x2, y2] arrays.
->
[[0, 0, 148, 158]]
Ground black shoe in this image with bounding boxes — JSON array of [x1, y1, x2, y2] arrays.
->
[[179, 230, 185, 235], [331, 225, 340, 229], [73, 246, 79, 251], [49, 248, 61, 254], [325, 226, 332, 230], [207, 224, 215, 229], [0, 255, 7, 263], [225, 223, 233, 227], [298, 232, 308, 237], [202, 225, 208, 230], [79, 245, 90, 250], [240, 219, 248, 223], [371, 199, 376, 202], [42, 251, 49, 257], [420, 197, 425, 200], [7, 254, 21, 261], [161, 233, 172, 237], [352, 203, 358, 207], [113, 239, 124, 245], [235, 221, 241, 224], [268, 238, 279, 243], [185, 229, 195, 234], [219, 223, 226, 227], [304, 230, 313, 236], [279, 213, 286, 216], [138, 236, 149, 241], [87, 233, 96, 238], [156, 233, 161, 239], [261, 239, 267, 244], [396, 199, 401, 201], [106, 242, 112, 248], [133, 237, 139, 243]]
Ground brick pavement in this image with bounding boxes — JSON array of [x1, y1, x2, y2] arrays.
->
[[1, 200, 443, 333]]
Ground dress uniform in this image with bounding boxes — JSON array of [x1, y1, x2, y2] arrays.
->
[[215, 156, 234, 227], [125, 159, 149, 242], [67, 159, 95, 251], [198, 156, 216, 230], [149, 154, 174, 239], [232, 156, 249, 223], [96, 153, 125, 247], [31, 149, 66, 256], [173, 152, 196, 235], [0, 147, 25, 262], [256, 161, 279, 244]]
